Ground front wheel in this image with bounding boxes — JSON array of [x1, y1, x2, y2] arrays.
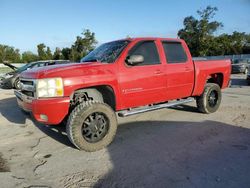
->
[[196, 83, 222, 114], [66, 101, 117, 151]]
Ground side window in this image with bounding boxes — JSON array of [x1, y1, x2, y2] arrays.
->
[[48, 62, 56, 65], [38, 62, 46, 67], [128, 41, 160, 65], [30, 63, 39, 68], [162, 42, 187, 64]]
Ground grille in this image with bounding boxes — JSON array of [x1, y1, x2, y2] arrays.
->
[[20, 79, 36, 98], [21, 80, 33, 86]]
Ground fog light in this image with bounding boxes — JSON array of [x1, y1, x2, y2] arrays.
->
[[40, 114, 48, 121]]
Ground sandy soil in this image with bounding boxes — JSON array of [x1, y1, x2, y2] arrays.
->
[[0, 74, 250, 188]]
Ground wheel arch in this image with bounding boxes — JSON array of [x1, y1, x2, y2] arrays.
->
[[206, 73, 224, 88], [70, 85, 117, 111]]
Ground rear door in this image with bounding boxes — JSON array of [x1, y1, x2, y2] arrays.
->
[[118, 40, 166, 108], [161, 41, 194, 100]]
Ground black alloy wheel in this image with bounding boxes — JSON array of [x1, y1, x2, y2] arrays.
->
[[82, 112, 109, 143], [207, 90, 218, 108]]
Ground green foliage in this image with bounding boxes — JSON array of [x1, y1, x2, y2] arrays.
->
[[22, 51, 39, 63], [70, 29, 97, 61], [0, 44, 21, 63], [53, 47, 63, 60], [36, 44, 53, 60], [178, 6, 250, 56], [37, 43, 47, 60], [211, 32, 250, 55], [35, 29, 97, 62], [178, 6, 223, 56], [46, 47, 53, 59], [1, 23, 248, 63], [61, 47, 71, 60]]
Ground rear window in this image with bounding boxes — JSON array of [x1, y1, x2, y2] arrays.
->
[[162, 42, 187, 64]]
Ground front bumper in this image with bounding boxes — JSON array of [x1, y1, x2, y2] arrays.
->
[[15, 90, 70, 125]]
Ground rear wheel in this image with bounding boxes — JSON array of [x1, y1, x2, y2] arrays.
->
[[196, 83, 222, 114], [66, 101, 117, 151]]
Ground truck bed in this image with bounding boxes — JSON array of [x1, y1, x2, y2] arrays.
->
[[192, 59, 231, 96]]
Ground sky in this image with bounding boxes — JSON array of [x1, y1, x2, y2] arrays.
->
[[0, 0, 250, 53]]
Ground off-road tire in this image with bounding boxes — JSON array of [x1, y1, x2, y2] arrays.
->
[[196, 83, 222, 114], [66, 101, 117, 152]]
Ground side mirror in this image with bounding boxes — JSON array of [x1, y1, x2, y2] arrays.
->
[[126, 55, 144, 66]]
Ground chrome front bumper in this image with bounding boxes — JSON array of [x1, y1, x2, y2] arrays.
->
[[14, 90, 33, 112]]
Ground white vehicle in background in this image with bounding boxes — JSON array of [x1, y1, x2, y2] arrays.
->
[[0, 60, 70, 89]]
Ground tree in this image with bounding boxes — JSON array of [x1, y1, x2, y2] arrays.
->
[[37, 44, 54, 60], [53, 47, 62, 60], [209, 32, 250, 55], [229, 31, 247, 54], [242, 34, 250, 54], [70, 29, 97, 61], [0, 44, 21, 63], [61, 47, 71, 60], [46, 47, 53, 59], [178, 6, 223, 56], [37, 43, 47, 60], [22, 51, 39, 63]]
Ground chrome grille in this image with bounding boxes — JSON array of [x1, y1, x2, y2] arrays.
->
[[20, 78, 36, 98]]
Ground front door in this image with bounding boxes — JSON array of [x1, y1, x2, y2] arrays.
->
[[118, 40, 166, 109]]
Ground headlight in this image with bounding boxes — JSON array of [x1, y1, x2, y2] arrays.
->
[[36, 78, 64, 98]]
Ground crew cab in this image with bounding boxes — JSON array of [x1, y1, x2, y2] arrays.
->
[[15, 38, 231, 151]]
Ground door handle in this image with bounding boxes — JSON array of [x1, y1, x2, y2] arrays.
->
[[185, 67, 192, 72], [154, 70, 163, 75]]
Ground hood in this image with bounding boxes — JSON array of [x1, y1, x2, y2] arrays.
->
[[20, 62, 107, 79], [3, 62, 18, 70]]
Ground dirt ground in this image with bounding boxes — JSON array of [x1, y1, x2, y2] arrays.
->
[[0, 74, 250, 188]]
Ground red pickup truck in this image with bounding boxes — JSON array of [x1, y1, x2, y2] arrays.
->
[[15, 38, 231, 151]]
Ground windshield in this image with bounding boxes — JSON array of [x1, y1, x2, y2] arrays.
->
[[81, 40, 130, 63], [17, 62, 36, 72], [17, 63, 32, 72]]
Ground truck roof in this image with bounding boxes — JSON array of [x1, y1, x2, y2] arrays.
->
[[125, 37, 183, 42]]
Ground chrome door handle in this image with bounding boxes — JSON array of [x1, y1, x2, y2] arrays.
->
[[185, 67, 192, 72], [154, 70, 163, 75]]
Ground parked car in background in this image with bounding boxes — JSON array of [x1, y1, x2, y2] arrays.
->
[[231, 58, 249, 74], [0, 60, 70, 89]]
